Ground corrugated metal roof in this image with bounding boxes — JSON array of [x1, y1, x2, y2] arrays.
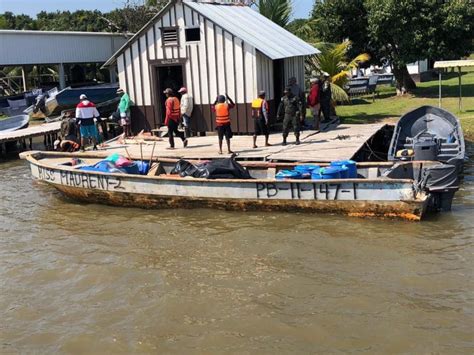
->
[[434, 60, 474, 69], [0, 29, 128, 37], [185, 1, 319, 60], [0, 30, 128, 66]]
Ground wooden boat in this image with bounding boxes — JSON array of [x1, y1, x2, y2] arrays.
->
[[21, 151, 461, 221], [0, 114, 29, 133], [388, 106, 465, 167]]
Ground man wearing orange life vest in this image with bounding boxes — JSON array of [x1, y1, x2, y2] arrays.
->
[[251, 90, 271, 148], [212, 94, 235, 155], [164, 88, 188, 149]]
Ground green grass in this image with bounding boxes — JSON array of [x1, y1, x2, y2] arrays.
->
[[334, 69, 474, 141]]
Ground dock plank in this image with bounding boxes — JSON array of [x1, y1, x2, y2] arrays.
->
[[92, 122, 386, 163], [0, 121, 61, 144]]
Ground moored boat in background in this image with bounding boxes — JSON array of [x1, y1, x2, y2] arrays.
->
[[0, 114, 29, 133], [388, 106, 465, 167]]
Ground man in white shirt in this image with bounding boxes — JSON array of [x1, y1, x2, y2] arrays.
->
[[178, 87, 193, 138], [75, 94, 100, 151]]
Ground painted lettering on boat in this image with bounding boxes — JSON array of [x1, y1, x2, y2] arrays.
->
[[38, 166, 56, 182], [38, 167, 124, 191], [256, 182, 356, 200]]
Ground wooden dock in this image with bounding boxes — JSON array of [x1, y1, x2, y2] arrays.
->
[[0, 121, 61, 150], [90, 121, 387, 163]]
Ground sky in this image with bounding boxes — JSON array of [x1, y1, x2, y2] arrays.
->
[[0, 0, 313, 19]]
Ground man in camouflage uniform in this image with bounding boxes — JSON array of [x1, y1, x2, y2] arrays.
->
[[277, 87, 302, 146]]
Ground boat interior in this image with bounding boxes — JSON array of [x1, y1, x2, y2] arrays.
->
[[31, 152, 442, 182]]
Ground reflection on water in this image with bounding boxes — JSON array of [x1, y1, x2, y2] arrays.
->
[[0, 146, 473, 353]]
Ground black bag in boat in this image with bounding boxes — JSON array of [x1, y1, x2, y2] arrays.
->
[[171, 157, 252, 179]]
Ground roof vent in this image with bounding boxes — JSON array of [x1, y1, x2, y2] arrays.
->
[[162, 28, 178, 46]]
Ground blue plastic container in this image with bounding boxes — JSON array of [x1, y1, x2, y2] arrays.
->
[[330, 160, 357, 178], [295, 165, 320, 179], [320, 167, 342, 179], [276, 170, 302, 180], [294, 165, 320, 173]]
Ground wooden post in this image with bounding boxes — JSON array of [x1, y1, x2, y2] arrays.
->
[[458, 66, 462, 111], [438, 70, 442, 108], [21, 66, 28, 92]]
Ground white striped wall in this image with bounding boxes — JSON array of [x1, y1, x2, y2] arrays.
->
[[115, 0, 306, 109], [284, 56, 306, 92], [256, 50, 274, 100]]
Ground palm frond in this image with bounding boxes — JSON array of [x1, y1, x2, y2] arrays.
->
[[258, 0, 292, 28], [331, 84, 350, 103]]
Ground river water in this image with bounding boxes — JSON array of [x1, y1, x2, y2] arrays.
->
[[1, 147, 473, 354]]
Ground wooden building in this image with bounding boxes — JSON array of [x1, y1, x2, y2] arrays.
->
[[104, 0, 318, 134]]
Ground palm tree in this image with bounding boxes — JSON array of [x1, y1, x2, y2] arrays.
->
[[306, 40, 370, 102], [257, 0, 292, 28]]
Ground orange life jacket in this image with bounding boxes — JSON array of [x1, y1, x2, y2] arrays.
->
[[167, 97, 181, 120], [251, 98, 268, 119], [215, 103, 230, 126]]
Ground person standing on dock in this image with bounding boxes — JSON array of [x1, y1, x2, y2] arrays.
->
[[117, 88, 132, 138], [320, 72, 332, 123], [307, 78, 321, 130], [251, 91, 271, 148], [178, 87, 193, 138], [212, 94, 235, 155], [164, 88, 188, 150], [288, 77, 306, 124], [75, 94, 100, 151], [278, 87, 302, 146]]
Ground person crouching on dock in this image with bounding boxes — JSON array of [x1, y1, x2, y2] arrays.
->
[[75, 94, 100, 151], [164, 88, 188, 150], [212, 94, 235, 155], [251, 90, 271, 148]]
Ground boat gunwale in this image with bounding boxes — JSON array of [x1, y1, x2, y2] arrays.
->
[[25, 151, 419, 185]]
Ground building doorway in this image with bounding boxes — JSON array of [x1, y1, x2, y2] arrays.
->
[[273, 59, 285, 101], [155, 65, 184, 124]]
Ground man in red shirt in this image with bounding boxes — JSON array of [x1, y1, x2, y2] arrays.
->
[[307, 78, 320, 130], [164, 88, 188, 149]]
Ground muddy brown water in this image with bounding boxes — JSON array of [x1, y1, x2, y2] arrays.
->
[[1, 146, 473, 354]]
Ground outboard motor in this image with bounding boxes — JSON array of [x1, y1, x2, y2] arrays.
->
[[419, 163, 459, 211], [409, 131, 440, 161]]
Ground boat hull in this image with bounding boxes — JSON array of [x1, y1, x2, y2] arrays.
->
[[25, 154, 429, 221]]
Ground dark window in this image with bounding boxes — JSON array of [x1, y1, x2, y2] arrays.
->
[[162, 28, 178, 46], [185, 28, 201, 42]]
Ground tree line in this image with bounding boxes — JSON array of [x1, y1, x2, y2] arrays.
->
[[1, 0, 472, 92], [0, 0, 168, 33]]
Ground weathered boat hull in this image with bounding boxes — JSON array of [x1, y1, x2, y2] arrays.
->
[[24, 152, 430, 221], [52, 185, 427, 221]]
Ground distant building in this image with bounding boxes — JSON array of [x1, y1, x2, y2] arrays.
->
[[104, 0, 318, 133], [0, 30, 128, 91]]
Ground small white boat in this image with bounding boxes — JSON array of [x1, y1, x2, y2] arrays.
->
[[0, 114, 29, 133], [21, 151, 461, 221]]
